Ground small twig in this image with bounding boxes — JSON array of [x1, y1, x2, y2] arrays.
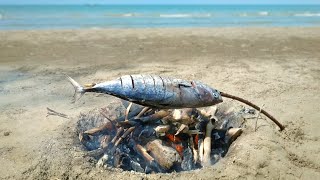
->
[[111, 127, 135, 154], [255, 104, 265, 132], [46, 107, 69, 119]]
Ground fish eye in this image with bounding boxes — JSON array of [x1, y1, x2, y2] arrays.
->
[[212, 91, 219, 98]]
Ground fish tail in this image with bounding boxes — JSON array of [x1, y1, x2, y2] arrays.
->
[[66, 75, 86, 103]]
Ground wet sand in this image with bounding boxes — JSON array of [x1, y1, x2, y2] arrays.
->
[[0, 27, 319, 179]]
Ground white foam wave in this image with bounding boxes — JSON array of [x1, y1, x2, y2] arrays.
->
[[122, 13, 134, 17], [239, 13, 248, 17], [0, 14, 3, 20], [106, 13, 137, 17], [159, 13, 211, 18], [294, 13, 320, 17], [160, 14, 191, 18], [259, 11, 269, 16]]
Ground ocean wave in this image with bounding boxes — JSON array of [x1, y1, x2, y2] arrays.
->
[[159, 14, 191, 18], [105, 13, 138, 17], [258, 11, 269, 16], [239, 13, 248, 17], [294, 13, 320, 17], [122, 13, 134, 17], [0, 14, 3, 20], [159, 13, 211, 18], [104, 13, 212, 18], [238, 12, 270, 17]]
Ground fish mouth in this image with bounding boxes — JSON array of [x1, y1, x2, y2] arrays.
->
[[216, 96, 223, 104]]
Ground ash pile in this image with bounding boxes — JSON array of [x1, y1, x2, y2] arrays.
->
[[76, 100, 253, 173]]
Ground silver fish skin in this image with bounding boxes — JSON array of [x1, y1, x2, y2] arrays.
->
[[69, 74, 222, 109]]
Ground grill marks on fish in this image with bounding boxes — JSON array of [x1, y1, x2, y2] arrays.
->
[[157, 76, 175, 106], [150, 75, 156, 88], [150, 75, 166, 103], [158, 76, 167, 102], [129, 75, 135, 89], [142, 75, 156, 102], [93, 75, 208, 108], [120, 77, 123, 88]]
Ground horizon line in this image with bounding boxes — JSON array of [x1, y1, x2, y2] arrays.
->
[[1, 3, 320, 5]]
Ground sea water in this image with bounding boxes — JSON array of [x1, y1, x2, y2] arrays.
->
[[0, 5, 319, 30]]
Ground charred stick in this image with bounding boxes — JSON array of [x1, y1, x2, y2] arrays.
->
[[111, 127, 135, 153], [135, 143, 154, 162], [116, 120, 137, 128], [116, 105, 145, 122], [110, 127, 124, 145], [124, 102, 133, 121], [220, 92, 285, 131], [135, 107, 150, 119], [138, 110, 170, 123], [131, 140, 164, 173], [83, 122, 114, 136]]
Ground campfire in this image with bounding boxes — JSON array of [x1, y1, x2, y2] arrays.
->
[[76, 100, 252, 173]]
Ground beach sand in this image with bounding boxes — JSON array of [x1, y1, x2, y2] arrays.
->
[[0, 27, 319, 179]]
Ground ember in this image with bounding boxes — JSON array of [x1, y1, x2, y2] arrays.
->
[[76, 100, 250, 173]]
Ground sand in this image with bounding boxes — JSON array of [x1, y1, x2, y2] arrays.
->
[[0, 27, 319, 179]]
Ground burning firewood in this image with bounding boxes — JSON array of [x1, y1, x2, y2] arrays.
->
[[202, 106, 218, 166], [76, 101, 250, 173], [146, 139, 182, 170]]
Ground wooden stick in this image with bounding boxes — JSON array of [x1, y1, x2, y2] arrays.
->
[[220, 92, 285, 131], [198, 136, 204, 163], [135, 107, 150, 119], [110, 127, 124, 145], [131, 140, 164, 173], [111, 127, 135, 153], [202, 118, 215, 167], [124, 102, 133, 121], [83, 123, 113, 136]]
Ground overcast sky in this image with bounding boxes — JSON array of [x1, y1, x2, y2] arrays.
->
[[0, 0, 319, 5]]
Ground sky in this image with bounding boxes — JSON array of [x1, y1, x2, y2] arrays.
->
[[0, 0, 320, 5]]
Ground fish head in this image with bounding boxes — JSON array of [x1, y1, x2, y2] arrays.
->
[[193, 81, 223, 105]]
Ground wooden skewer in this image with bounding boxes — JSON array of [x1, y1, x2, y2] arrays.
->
[[220, 92, 285, 131]]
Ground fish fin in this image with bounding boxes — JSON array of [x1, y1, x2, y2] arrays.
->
[[177, 82, 192, 88], [66, 75, 86, 103]]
